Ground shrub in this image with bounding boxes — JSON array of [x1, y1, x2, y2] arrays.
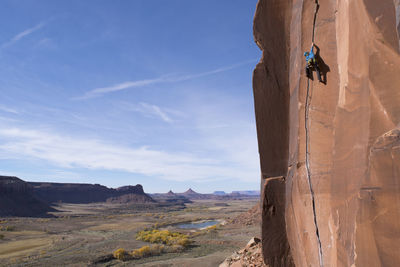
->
[[177, 237, 190, 247], [0, 226, 15, 231], [164, 245, 184, 253], [136, 229, 191, 247], [207, 225, 217, 230], [149, 244, 164, 255], [113, 248, 129, 261], [206, 225, 218, 231], [131, 245, 158, 259]]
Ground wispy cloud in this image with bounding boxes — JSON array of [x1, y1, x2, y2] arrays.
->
[[135, 102, 173, 123], [1, 22, 45, 49], [122, 102, 174, 123], [76, 59, 257, 100], [0, 127, 258, 182], [0, 105, 19, 114]]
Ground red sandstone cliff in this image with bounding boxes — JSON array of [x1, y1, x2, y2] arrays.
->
[[253, 0, 400, 266]]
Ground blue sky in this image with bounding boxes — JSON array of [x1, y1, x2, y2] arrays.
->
[[0, 0, 261, 193]]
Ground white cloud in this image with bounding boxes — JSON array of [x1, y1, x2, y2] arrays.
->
[[77, 59, 258, 100], [1, 22, 45, 48], [76, 78, 165, 100], [0, 127, 259, 182]]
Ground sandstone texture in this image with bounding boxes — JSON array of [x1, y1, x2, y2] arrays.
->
[[253, 0, 400, 266]]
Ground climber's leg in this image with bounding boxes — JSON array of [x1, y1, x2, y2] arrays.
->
[[306, 65, 314, 80], [314, 64, 322, 82], [305, 66, 313, 80]]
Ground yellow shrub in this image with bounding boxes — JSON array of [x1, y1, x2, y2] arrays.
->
[[139, 245, 150, 256], [177, 237, 190, 247], [131, 249, 141, 259], [136, 229, 190, 247], [113, 248, 129, 261], [150, 244, 164, 255], [206, 225, 218, 231], [131, 245, 157, 259]]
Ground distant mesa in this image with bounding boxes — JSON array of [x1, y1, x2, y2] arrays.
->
[[0, 175, 259, 218], [0, 175, 156, 217], [150, 190, 192, 205], [116, 185, 145, 195], [182, 188, 198, 195], [166, 190, 175, 196], [0, 176, 55, 217], [175, 188, 260, 200], [231, 191, 260, 196], [178, 188, 210, 200], [29, 182, 153, 204], [29, 182, 113, 204]]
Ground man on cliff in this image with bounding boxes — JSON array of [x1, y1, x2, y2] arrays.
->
[[304, 43, 322, 82]]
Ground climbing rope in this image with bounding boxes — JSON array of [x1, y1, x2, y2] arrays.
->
[[305, 0, 324, 267]]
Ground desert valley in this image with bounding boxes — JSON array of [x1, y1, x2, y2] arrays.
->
[[0, 176, 260, 266]]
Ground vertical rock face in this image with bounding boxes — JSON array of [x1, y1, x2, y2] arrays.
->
[[253, 0, 400, 266]]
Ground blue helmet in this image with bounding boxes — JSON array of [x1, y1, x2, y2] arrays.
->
[[304, 52, 309, 57]]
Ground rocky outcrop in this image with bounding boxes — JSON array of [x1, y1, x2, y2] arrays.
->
[[107, 184, 155, 203], [219, 237, 266, 267], [0, 176, 55, 217], [253, 0, 400, 266]]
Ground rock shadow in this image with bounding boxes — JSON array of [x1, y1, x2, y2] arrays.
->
[[314, 44, 330, 85]]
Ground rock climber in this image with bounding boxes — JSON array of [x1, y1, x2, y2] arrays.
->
[[304, 43, 322, 82]]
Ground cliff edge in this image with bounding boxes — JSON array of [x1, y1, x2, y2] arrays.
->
[[253, 0, 400, 266]]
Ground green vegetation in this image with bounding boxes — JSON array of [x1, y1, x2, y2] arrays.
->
[[136, 229, 191, 247]]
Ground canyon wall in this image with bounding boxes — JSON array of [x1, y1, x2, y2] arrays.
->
[[29, 182, 152, 204], [253, 0, 400, 266], [0, 176, 54, 217]]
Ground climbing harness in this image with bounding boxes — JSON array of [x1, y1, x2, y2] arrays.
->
[[305, 1, 324, 267]]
